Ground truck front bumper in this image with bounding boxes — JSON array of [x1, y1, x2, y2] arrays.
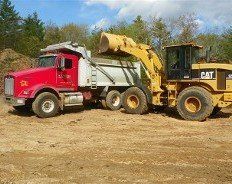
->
[[5, 96, 25, 106]]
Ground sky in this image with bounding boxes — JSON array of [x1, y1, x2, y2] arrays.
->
[[11, 0, 232, 32]]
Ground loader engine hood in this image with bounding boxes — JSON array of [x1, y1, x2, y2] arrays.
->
[[192, 63, 232, 81], [192, 63, 232, 71]]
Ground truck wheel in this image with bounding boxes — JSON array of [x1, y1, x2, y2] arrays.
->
[[106, 90, 122, 110], [32, 92, 59, 118], [211, 107, 222, 116], [177, 87, 213, 121], [122, 87, 148, 114], [101, 99, 107, 109]]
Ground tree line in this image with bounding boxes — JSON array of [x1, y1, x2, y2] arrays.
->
[[0, 0, 231, 61]]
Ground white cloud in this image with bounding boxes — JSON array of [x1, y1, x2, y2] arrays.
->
[[86, 0, 232, 29], [86, 0, 124, 9], [90, 18, 110, 30], [195, 19, 204, 30]]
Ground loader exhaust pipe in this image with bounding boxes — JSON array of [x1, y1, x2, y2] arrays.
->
[[99, 32, 137, 54]]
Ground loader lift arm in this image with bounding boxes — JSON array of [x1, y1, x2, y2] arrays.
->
[[99, 32, 165, 105]]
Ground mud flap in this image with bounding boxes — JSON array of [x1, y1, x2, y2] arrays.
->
[[100, 86, 109, 98]]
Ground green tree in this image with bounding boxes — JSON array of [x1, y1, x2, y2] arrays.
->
[[17, 36, 43, 57], [16, 12, 45, 57], [175, 14, 199, 43], [150, 17, 171, 59], [219, 27, 232, 61], [60, 23, 89, 44], [107, 16, 151, 45], [130, 15, 151, 44], [44, 22, 61, 45], [0, 0, 21, 50], [87, 27, 102, 56], [196, 33, 221, 59], [22, 12, 44, 41]]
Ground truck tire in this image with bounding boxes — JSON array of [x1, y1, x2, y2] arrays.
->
[[105, 90, 122, 110], [122, 87, 148, 114], [101, 99, 107, 109], [32, 92, 59, 118], [177, 87, 214, 121]]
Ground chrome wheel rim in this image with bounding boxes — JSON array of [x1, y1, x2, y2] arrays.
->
[[112, 95, 120, 106], [41, 100, 55, 113]]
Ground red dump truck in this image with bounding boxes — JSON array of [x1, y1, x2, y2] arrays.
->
[[4, 42, 141, 118]]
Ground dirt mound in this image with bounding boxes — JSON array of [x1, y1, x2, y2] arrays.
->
[[0, 49, 35, 93]]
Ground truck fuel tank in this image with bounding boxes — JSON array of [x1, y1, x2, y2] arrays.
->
[[63, 92, 83, 106]]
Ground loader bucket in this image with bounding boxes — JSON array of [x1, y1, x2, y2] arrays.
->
[[99, 32, 136, 54]]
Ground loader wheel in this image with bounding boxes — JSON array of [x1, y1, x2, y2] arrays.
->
[[211, 107, 222, 116], [177, 87, 213, 121], [105, 90, 122, 110], [123, 87, 148, 114], [32, 92, 59, 118]]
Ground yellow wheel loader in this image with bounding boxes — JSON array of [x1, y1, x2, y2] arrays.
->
[[99, 32, 232, 121]]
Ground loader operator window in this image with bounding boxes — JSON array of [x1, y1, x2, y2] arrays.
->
[[167, 48, 180, 70], [38, 56, 56, 68], [185, 47, 191, 69], [191, 48, 200, 64]]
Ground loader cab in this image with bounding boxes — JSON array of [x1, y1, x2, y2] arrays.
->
[[165, 43, 202, 80]]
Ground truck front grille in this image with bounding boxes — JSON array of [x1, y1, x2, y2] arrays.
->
[[4, 77, 14, 96]]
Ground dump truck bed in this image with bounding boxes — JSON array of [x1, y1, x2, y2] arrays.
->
[[78, 57, 141, 87]]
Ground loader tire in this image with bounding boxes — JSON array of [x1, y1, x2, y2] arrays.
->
[[177, 87, 213, 121], [32, 92, 59, 118], [105, 90, 122, 111], [122, 87, 148, 114]]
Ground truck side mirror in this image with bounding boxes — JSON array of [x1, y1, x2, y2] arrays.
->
[[59, 58, 65, 70]]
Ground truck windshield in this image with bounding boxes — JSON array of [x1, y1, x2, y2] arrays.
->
[[38, 56, 56, 67]]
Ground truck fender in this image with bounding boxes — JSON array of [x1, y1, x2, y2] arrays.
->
[[29, 85, 60, 99]]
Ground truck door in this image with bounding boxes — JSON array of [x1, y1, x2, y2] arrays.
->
[[57, 56, 76, 90]]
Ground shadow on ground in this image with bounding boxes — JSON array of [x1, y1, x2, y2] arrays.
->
[[7, 102, 104, 117], [7, 105, 232, 121]]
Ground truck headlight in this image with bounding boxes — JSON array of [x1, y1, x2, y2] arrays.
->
[[17, 99, 25, 104]]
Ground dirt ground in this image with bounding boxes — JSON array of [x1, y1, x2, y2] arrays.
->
[[0, 98, 232, 184]]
